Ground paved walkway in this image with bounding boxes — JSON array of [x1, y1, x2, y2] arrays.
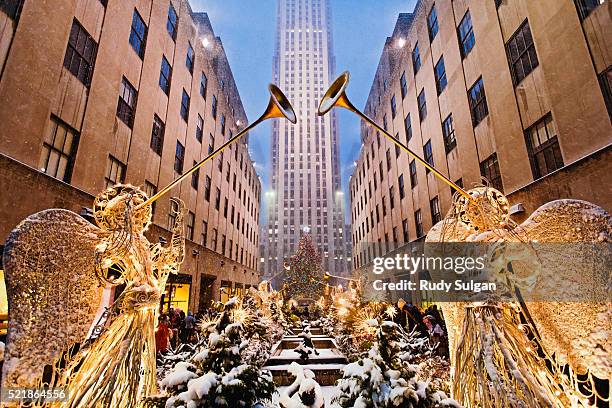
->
[[262, 326, 347, 387]]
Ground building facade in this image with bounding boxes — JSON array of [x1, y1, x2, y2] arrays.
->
[[0, 0, 262, 317], [262, 0, 351, 285], [349, 0, 611, 303]]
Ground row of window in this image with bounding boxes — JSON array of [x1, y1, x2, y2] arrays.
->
[[49, 6, 261, 270]]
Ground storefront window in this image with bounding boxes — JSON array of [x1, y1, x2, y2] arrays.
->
[[220, 280, 232, 303], [161, 273, 192, 313]]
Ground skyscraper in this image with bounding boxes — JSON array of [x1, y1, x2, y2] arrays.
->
[[262, 0, 350, 285]]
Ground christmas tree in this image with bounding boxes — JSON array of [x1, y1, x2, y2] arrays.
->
[[154, 299, 276, 407], [333, 320, 460, 408], [283, 234, 324, 301]]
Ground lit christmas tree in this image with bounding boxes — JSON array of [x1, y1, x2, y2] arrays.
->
[[283, 234, 324, 302]]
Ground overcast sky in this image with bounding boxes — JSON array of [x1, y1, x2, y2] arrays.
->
[[190, 0, 417, 219]]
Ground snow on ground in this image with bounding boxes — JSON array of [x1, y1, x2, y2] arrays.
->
[[277, 348, 340, 359]]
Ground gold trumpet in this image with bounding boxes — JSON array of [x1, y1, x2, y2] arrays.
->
[[139, 84, 296, 209], [318, 71, 475, 203]]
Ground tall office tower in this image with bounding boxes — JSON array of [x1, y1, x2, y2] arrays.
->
[[262, 0, 351, 286]]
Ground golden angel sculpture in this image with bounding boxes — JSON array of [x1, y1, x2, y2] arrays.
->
[[1, 184, 185, 407], [426, 186, 611, 407]]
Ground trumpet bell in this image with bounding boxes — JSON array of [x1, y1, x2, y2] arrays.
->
[[318, 71, 352, 115], [267, 84, 297, 124]]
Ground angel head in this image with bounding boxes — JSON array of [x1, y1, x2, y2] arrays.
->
[[93, 184, 152, 233], [451, 186, 511, 232]]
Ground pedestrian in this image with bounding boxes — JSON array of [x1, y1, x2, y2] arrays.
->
[[423, 315, 448, 357], [177, 310, 186, 345], [183, 311, 196, 344], [155, 315, 173, 354], [405, 302, 427, 336], [395, 298, 408, 329]]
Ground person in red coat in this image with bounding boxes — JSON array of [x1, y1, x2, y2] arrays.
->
[[155, 314, 173, 353]]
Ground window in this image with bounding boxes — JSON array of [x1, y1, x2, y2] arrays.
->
[[220, 115, 226, 135], [575, 0, 605, 20], [599, 67, 612, 119], [525, 113, 564, 179], [409, 159, 417, 188], [383, 114, 388, 131], [480, 153, 503, 191], [172, 141, 185, 174], [167, 3, 178, 40], [415, 210, 423, 237], [204, 176, 211, 201], [105, 156, 126, 188], [129, 9, 147, 59], [507, 21, 539, 85], [430, 196, 441, 224], [191, 161, 199, 189], [468, 77, 488, 126], [196, 114, 203, 142], [201, 221, 208, 246], [168, 200, 178, 229], [223, 198, 228, 217], [38, 116, 79, 183], [400, 72, 408, 98], [150, 115, 165, 155], [187, 212, 195, 240], [390, 95, 397, 118], [442, 114, 456, 152], [389, 186, 395, 209], [215, 188, 221, 210], [211, 228, 218, 251], [117, 77, 137, 128], [208, 134, 215, 154], [0, 0, 25, 20], [144, 181, 157, 214], [212, 95, 218, 118], [418, 89, 427, 121], [423, 140, 434, 169], [386, 149, 392, 170], [221, 235, 226, 255], [428, 5, 439, 41], [395, 134, 401, 157], [398, 175, 405, 199], [159, 56, 172, 95], [451, 178, 464, 195], [200, 72, 207, 98], [63, 19, 97, 87], [186, 42, 195, 74], [435, 57, 447, 94], [412, 43, 421, 73], [180, 89, 190, 121], [404, 114, 412, 142], [495, 0, 503, 8], [458, 11, 475, 58]]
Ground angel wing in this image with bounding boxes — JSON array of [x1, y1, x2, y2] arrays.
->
[[510, 200, 611, 378], [1, 209, 104, 389], [428, 199, 611, 379]]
